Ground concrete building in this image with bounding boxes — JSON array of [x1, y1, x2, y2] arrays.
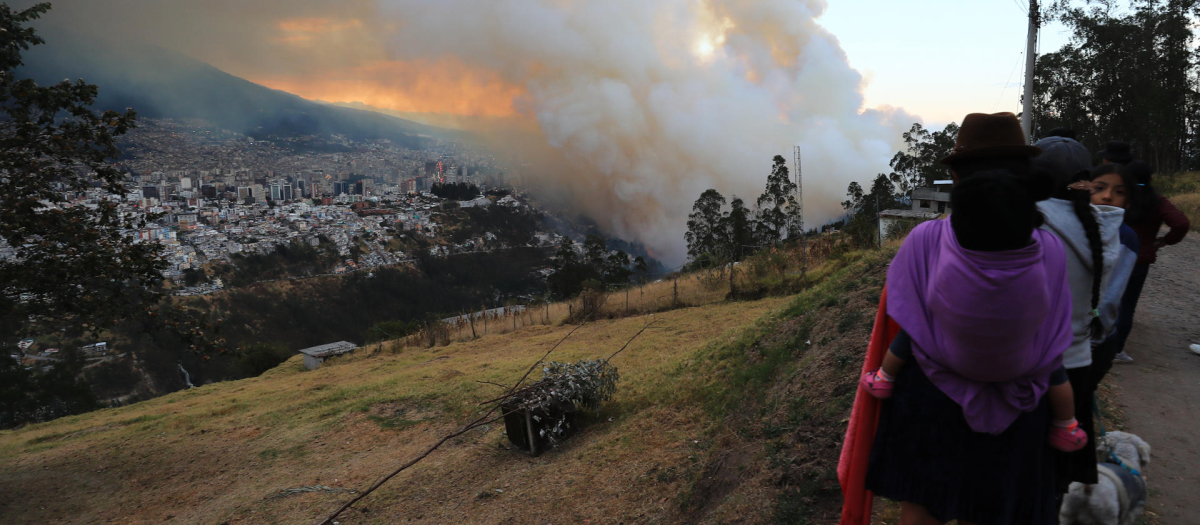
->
[[878, 184, 952, 240], [299, 341, 358, 370]]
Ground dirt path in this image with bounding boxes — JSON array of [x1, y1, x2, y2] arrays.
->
[[1109, 231, 1200, 524]]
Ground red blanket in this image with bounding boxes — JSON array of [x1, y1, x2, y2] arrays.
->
[[837, 286, 900, 525]]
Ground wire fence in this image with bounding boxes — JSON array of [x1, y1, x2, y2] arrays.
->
[[389, 230, 865, 350]]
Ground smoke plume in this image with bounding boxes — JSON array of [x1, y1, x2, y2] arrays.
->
[[23, 0, 918, 264]]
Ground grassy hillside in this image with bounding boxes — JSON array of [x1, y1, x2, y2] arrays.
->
[[1158, 171, 1200, 232], [0, 246, 894, 524]]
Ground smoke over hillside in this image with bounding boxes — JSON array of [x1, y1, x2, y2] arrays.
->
[[20, 0, 918, 263]]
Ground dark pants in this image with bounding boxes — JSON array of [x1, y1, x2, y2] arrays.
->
[[1091, 335, 1120, 386], [1055, 365, 1098, 493], [1115, 263, 1151, 355]]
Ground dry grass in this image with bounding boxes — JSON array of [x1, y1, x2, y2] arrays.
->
[[1168, 192, 1200, 233], [0, 240, 898, 525], [426, 232, 862, 346], [0, 294, 789, 524]]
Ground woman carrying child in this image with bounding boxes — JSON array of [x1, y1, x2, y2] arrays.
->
[[859, 113, 1076, 525]]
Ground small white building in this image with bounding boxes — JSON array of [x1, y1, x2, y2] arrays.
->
[[298, 341, 358, 371]]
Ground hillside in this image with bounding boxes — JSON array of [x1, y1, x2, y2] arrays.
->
[[15, 31, 462, 147], [0, 247, 893, 524]]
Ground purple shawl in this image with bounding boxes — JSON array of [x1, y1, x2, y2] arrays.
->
[[887, 219, 1073, 435]]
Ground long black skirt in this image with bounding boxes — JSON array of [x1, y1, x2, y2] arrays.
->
[[865, 361, 1059, 525]]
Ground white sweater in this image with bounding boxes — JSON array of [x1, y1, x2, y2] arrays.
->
[[1037, 199, 1124, 369]]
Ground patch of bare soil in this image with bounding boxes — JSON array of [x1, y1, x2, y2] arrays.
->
[[1108, 232, 1200, 525]]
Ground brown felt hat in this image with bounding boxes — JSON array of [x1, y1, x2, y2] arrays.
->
[[940, 112, 1042, 165]]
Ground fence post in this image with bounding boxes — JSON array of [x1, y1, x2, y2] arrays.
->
[[513, 308, 517, 331], [483, 307, 488, 334], [466, 310, 477, 339], [729, 260, 736, 298], [673, 276, 679, 307]]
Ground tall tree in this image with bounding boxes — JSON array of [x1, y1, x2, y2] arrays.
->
[[684, 189, 727, 262], [755, 155, 799, 245], [888, 122, 959, 198], [1033, 0, 1200, 171], [842, 174, 902, 219], [723, 196, 755, 261], [0, 4, 196, 426]]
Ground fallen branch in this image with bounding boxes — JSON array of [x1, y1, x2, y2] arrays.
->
[[602, 319, 658, 365], [475, 380, 508, 389], [314, 314, 657, 525], [315, 319, 590, 525], [269, 485, 357, 500]]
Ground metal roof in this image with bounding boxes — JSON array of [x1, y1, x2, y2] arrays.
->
[[297, 341, 357, 357]]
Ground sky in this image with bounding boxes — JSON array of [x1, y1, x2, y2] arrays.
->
[[821, 0, 1070, 128]]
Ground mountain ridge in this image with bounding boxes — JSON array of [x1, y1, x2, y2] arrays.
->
[[16, 31, 465, 147]]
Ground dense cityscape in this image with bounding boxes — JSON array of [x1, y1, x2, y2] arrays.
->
[[4, 118, 563, 298]]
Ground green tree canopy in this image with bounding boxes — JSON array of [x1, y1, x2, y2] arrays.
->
[[1033, 0, 1200, 171], [755, 155, 799, 246], [684, 188, 727, 262], [888, 122, 958, 197]]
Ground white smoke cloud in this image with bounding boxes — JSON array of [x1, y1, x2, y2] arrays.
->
[[22, 0, 920, 264], [378, 0, 917, 263]]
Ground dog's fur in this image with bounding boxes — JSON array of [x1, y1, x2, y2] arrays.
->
[[1059, 431, 1152, 525]]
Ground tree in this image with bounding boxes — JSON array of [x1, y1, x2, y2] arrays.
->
[[842, 174, 902, 218], [0, 4, 220, 427], [722, 196, 754, 261], [754, 155, 799, 246], [582, 234, 607, 270], [888, 122, 958, 199], [603, 250, 632, 284], [632, 256, 649, 284], [1033, 0, 1200, 172], [684, 189, 727, 262], [1, 4, 162, 343]]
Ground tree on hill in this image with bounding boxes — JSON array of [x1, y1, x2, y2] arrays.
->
[[755, 155, 800, 246], [888, 122, 958, 199], [1033, 0, 1200, 172], [723, 196, 755, 260], [0, 4, 221, 427], [685, 189, 727, 263], [430, 182, 480, 200]]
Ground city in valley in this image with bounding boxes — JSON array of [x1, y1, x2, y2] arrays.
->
[[19, 118, 563, 298]]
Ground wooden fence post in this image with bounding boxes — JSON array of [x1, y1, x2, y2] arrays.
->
[[673, 276, 679, 307]]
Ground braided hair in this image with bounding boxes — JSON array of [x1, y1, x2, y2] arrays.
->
[[1057, 171, 1105, 337]]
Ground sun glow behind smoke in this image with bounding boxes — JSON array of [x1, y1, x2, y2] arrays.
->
[[357, 0, 915, 263]]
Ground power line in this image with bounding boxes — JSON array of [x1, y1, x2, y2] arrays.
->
[[993, 49, 1024, 111]]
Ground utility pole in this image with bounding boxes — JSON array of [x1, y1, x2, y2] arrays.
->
[[793, 145, 806, 274], [1021, 0, 1040, 142], [875, 192, 882, 249]]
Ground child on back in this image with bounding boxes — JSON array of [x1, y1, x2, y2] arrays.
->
[[859, 169, 1088, 452]]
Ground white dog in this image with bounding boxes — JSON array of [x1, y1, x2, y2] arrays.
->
[[1059, 431, 1151, 525]]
